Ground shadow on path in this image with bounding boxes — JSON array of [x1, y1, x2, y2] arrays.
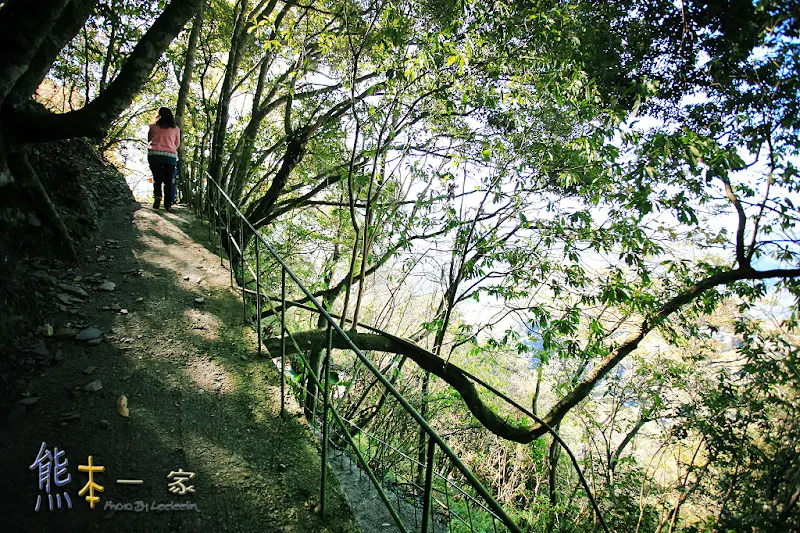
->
[[0, 204, 358, 533]]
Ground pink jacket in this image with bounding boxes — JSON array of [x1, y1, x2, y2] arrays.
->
[[148, 124, 180, 154]]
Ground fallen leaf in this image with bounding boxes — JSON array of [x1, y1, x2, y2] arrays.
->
[[116, 395, 129, 417]]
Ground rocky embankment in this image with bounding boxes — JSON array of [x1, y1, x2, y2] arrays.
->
[[0, 139, 134, 409]]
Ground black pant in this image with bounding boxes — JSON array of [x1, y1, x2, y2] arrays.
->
[[148, 156, 176, 208]]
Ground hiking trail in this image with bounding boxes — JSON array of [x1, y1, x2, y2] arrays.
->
[[0, 202, 359, 533]]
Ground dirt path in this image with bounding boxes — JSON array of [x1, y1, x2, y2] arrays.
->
[[0, 203, 358, 533]]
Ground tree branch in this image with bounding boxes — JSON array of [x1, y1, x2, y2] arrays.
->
[[8, 0, 204, 143], [263, 328, 540, 443], [541, 266, 800, 434], [720, 175, 749, 268], [264, 265, 800, 443]]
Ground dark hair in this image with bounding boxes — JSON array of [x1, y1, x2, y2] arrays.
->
[[156, 107, 177, 128]]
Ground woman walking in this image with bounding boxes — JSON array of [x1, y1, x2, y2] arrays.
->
[[147, 107, 180, 211]]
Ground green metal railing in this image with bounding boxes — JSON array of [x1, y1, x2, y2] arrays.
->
[[189, 168, 611, 533]]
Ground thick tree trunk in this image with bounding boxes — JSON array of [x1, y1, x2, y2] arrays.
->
[[261, 260, 799, 446], [0, 0, 203, 258], [263, 328, 546, 443]]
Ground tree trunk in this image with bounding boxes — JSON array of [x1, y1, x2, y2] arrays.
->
[[175, 0, 204, 204], [227, 55, 273, 204], [303, 311, 329, 420], [415, 370, 431, 486], [208, 0, 249, 189], [261, 250, 800, 444], [99, 2, 118, 91], [82, 24, 90, 103], [0, 0, 202, 258]]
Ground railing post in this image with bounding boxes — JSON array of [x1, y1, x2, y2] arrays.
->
[[280, 267, 286, 418], [213, 186, 222, 265], [206, 177, 211, 241], [217, 188, 223, 266], [320, 323, 332, 518], [240, 217, 246, 322], [226, 204, 233, 287], [421, 436, 436, 533], [199, 168, 204, 219], [256, 238, 262, 357]]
